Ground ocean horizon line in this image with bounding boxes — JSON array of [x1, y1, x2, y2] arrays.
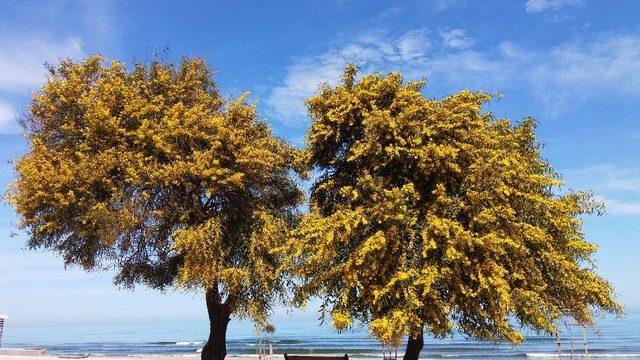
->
[[2, 314, 639, 359]]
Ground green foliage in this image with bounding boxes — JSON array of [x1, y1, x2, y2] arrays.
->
[[283, 65, 621, 348], [7, 55, 304, 329]]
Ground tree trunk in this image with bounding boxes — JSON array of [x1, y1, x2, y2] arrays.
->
[[201, 287, 231, 360], [403, 328, 424, 360]]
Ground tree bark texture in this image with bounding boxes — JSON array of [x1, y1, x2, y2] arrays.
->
[[201, 287, 231, 360], [403, 328, 424, 360]]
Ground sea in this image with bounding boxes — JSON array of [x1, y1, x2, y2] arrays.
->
[[3, 313, 640, 359]]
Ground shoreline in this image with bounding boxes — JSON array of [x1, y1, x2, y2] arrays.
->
[[3, 356, 640, 360], [0, 353, 373, 360], [0, 356, 370, 358], [2, 351, 640, 360], [0, 357, 369, 360]]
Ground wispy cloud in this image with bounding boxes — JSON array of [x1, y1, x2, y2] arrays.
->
[[266, 57, 346, 126], [0, 102, 18, 134], [266, 29, 640, 126], [0, 35, 85, 133], [525, 0, 583, 13], [395, 29, 432, 61], [564, 164, 640, 216], [528, 34, 640, 101], [564, 164, 640, 193], [266, 29, 450, 126], [426, 0, 464, 13], [0, 36, 84, 93], [266, 30, 434, 126], [603, 198, 640, 215], [0, 0, 117, 134], [440, 29, 475, 49]]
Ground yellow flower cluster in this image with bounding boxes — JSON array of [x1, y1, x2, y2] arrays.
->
[[7, 56, 620, 353], [8, 55, 304, 331], [282, 64, 621, 347]]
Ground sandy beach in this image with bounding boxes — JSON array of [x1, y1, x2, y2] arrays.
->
[[1, 357, 284, 360], [0, 355, 640, 360], [0, 357, 192, 360], [0, 357, 364, 360]]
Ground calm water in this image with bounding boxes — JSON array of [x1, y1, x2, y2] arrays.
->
[[3, 314, 640, 359]]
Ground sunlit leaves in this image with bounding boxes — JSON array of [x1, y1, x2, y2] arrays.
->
[[8, 55, 303, 331], [283, 66, 620, 347]]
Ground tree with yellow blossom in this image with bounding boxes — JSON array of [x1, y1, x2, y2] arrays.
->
[[7, 55, 303, 360], [283, 65, 621, 360]]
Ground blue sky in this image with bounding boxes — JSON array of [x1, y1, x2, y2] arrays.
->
[[1, 0, 640, 327]]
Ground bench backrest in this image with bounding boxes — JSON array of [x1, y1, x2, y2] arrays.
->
[[284, 354, 348, 360]]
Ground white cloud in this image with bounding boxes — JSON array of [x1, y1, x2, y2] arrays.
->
[[603, 198, 640, 215], [529, 34, 640, 100], [498, 41, 532, 60], [0, 102, 18, 133], [564, 164, 640, 193], [525, 0, 583, 13], [267, 57, 347, 126], [440, 29, 475, 49], [564, 164, 640, 216], [0, 36, 84, 93], [395, 29, 432, 61], [267, 29, 640, 126], [266, 30, 433, 126], [0, 35, 85, 133], [426, 0, 463, 13]]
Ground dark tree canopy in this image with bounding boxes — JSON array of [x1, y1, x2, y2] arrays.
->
[[283, 65, 621, 353], [8, 55, 304, 337]]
